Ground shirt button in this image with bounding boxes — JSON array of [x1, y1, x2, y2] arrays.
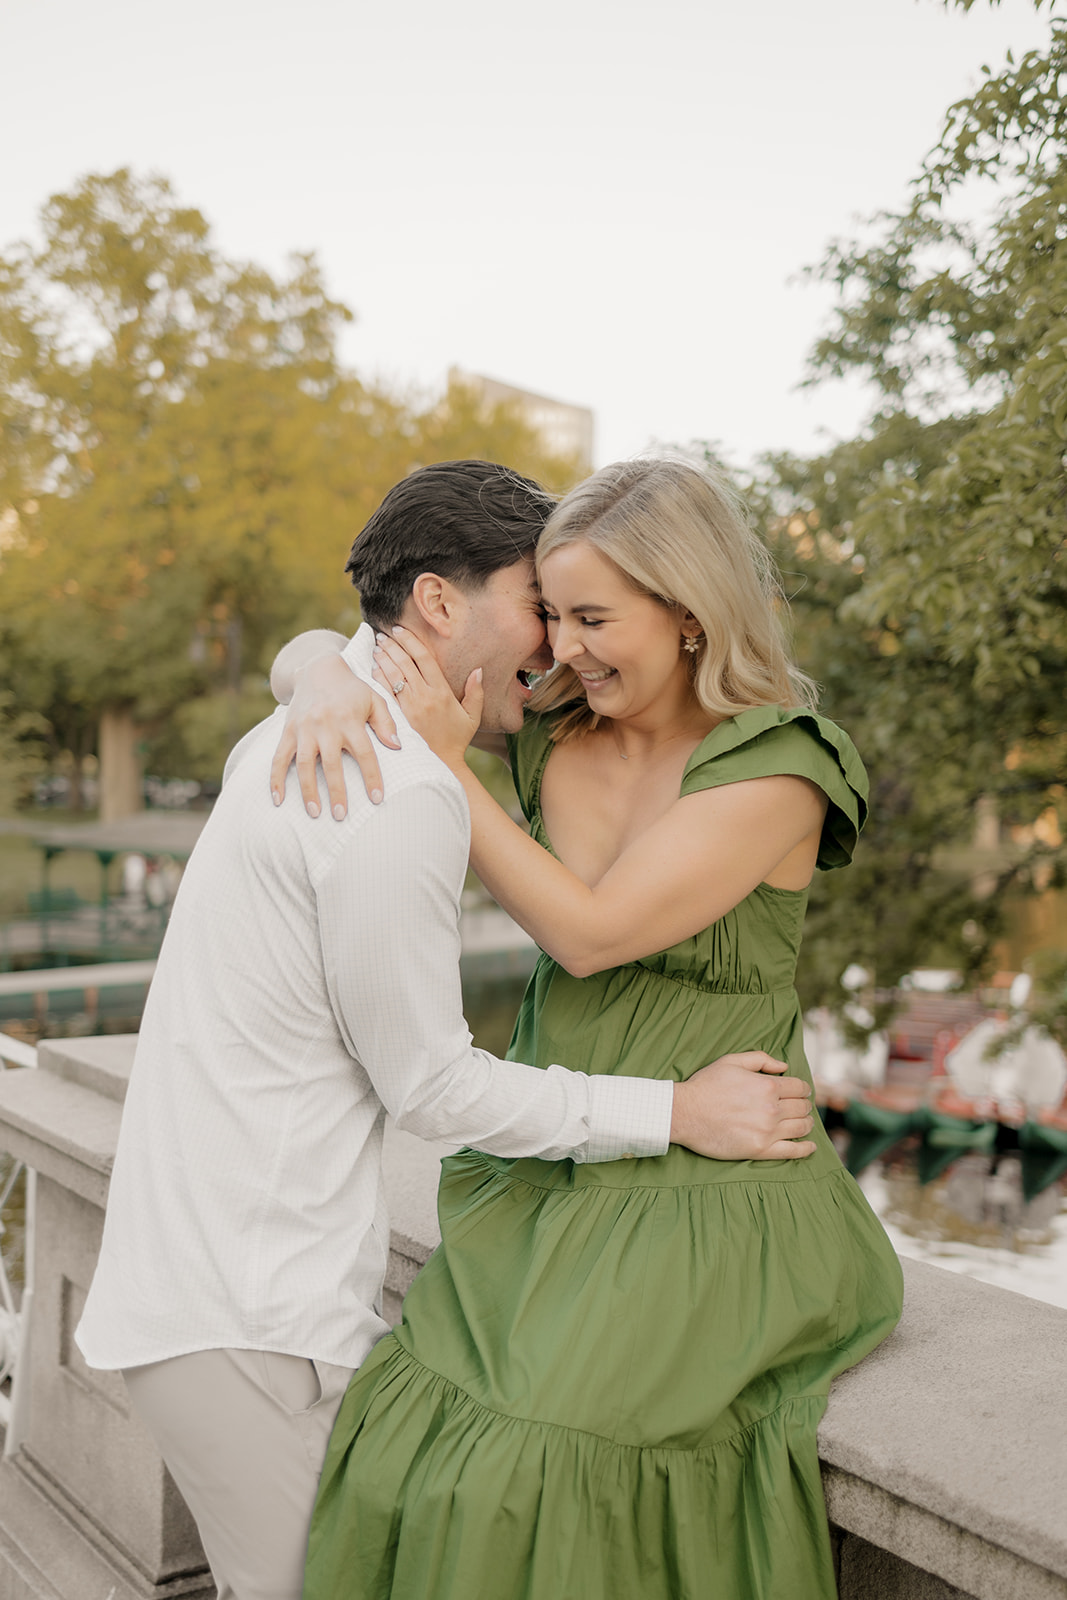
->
[[621, 1151, 636, 1159]]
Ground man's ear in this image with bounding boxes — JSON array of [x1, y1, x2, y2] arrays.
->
[[410, 573, 464, 638]]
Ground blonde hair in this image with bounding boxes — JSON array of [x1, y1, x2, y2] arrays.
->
[[528, 457, 817, 741]]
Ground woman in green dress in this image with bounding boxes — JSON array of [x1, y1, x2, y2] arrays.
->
[[298, 459, 903, 1599]]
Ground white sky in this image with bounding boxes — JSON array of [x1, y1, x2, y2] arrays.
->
[[0, 0, 1054, 469]]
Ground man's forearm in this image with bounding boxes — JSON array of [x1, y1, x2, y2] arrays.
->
[[319, 782, 672, 1163], [318, 776, 813, 1166]]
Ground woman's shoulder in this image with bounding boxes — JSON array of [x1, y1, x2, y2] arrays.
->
[[681, 704, 868, 871]]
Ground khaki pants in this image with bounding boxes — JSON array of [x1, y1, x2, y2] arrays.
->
[[123, 1348, 355, 1600]]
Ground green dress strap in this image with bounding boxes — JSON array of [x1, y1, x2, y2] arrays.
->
[[505, 717, 557, 826], [680, 704, 868, 871], [509, 706, 867, 870]]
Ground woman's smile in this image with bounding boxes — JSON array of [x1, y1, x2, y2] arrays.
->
[[539, 541, 695, 724]]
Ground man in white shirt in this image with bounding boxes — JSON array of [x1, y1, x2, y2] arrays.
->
[[77, 461, 816, 1600]]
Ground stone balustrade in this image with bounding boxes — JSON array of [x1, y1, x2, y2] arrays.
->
[[0, 1035, 1063, 1600]]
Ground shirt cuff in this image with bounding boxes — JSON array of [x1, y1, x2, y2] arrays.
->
[[583, 1075, 673, 1164]]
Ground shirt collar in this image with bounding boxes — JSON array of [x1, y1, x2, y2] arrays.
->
[[342, 623, 412, 728], [342, 622, 379, 685]]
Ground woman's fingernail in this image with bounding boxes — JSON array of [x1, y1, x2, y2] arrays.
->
[[392, 625, 407, 635], [370, 788, 383, 806], [375, 632, 387, 642], [333, 804, 346, 821], [307, 801, 320, 818], [271, 789, 282, 806]]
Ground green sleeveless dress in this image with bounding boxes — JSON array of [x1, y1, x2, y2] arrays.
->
[[305, 707, 904, 1600]]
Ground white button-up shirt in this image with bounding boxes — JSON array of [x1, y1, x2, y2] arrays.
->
[[77, 626, 672, 1373]]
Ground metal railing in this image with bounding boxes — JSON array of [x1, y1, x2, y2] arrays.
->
[[0, 1030, 37, 1457]]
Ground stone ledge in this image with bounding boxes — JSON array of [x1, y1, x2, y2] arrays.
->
[[0, 1070, 120, 1209], [833, 1529, 979, 1600], [0, 1038, 137, 1208], [6, 1034, 1066, 1600], [825, 1469, 1067, 1600], [380, 1122, 455, 1325], [819, 1259, 1067, 1588], [37, 1035, 136, 1104], [0, 1456, 213, 1600]]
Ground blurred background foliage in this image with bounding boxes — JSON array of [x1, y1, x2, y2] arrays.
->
[[0, 0, 1063, 1028], [0, 169, 582, 796], [739, 3, 1067, 1025]]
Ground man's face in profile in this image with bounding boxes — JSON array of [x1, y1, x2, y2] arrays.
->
[[453, 558, 553, 733]]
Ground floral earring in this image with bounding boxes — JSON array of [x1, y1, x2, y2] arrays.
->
[[681, 633, 701, 655]]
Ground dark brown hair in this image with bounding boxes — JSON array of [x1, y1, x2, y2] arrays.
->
[[347, 460, 556, 629]]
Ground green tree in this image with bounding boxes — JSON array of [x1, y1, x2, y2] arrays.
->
[[0, 691, 47, 815], [754, 5, 1066, 1025], [0, 171, 584, 810], [0, 170, 354, 814]]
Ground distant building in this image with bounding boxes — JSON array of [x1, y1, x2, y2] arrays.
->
[[449, 367, 594, 474]]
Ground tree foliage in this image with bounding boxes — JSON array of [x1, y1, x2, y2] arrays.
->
[[0, 692, 47, 816], [756, 10, 1067, 1021], [0, 171, 582, 795]]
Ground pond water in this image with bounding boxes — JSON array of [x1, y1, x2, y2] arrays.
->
[[2, 973, 1065, 1313], [858, 1145, 1067, 1310]]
